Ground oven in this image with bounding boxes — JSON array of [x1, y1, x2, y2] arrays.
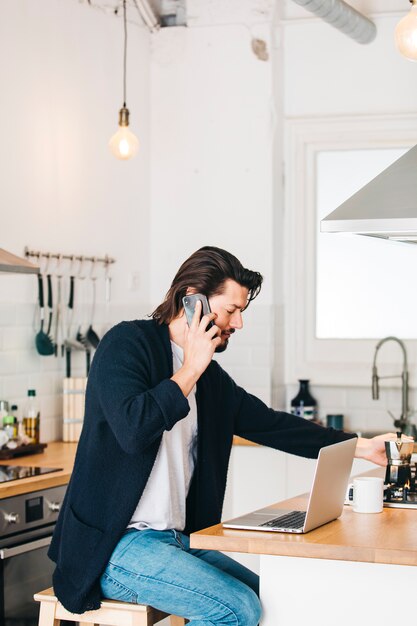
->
[[0, 484, 66, 626]]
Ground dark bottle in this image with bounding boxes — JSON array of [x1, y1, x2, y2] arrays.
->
[[291, 379, 318, 421]]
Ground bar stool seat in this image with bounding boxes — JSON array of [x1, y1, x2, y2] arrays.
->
[[34, 587, 186, 626]]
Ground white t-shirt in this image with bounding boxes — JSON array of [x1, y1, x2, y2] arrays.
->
[[128, 341, 198, 531]]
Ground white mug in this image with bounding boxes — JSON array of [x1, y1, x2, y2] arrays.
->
[[352, 476, 384, 513]]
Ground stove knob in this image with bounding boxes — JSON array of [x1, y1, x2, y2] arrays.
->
[[48, 502, 61, 513], [4, 512, 20, 525]]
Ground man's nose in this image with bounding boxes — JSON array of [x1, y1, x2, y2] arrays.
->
[[230, 311, 243, 329]]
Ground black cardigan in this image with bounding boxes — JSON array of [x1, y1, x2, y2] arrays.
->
[[48, 319, 354, 614]]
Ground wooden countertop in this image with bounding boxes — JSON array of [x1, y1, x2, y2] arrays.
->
[[190, 490, 417, 567], [0, 442, 77, 499], [0, 437, 255, 498]]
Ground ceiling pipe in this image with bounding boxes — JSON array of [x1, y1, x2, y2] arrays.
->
[[291, 0, 376, 44], [132, 0, 160, 33]]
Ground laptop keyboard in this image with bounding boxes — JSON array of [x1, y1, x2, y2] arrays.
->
[[260, 510, 306, 529]]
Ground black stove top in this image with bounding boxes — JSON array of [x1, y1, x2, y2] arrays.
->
[[0, 465, 62, 483]]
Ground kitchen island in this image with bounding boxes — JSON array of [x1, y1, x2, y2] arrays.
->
[[190, 489, 417, 626]]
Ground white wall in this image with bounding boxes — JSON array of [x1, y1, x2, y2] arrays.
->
[[283, 16, 417, 117], [282, 6, 417, 430], [149, 13, 281, 405], [2, 0, 417, 441], [0, 0, 151, 439]]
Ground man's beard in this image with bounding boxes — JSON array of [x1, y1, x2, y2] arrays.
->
[[215, 341, 228, 353], [214, 329, 235, 353]]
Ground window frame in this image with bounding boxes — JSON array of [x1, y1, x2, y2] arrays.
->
[[284, 113, 417, 387]]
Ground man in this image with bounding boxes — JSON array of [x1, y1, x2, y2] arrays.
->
[[49, 246, 395, 625]]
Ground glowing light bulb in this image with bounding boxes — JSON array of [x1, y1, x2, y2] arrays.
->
[[109, 107, 139, 160], [395, 1, 417, 61]]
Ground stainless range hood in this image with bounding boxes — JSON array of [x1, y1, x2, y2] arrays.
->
[[321, 144, 417, 244], [0, 248, 39, 274]]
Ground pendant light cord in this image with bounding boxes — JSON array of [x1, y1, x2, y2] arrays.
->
[[123, 0, 127, 107]]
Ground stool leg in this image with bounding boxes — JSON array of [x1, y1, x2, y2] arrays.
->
[[38, 601, 59, 626], [132, 613, 150, 626], [170, 617, 186, 626]]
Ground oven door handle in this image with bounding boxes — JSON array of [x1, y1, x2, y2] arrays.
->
[[0, 535, 52, 559]]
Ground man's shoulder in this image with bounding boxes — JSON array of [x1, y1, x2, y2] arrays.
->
[[90, 318, 172, 376], [101, 318, 167, 344]]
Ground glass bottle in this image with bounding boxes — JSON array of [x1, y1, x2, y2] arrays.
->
[[3, 413, 17, 439], [23, 390, 40, 444], [291, 379, 318, 422], [0, 400, 9, 422]]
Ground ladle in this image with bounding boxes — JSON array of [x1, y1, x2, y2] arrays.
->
[[86, 263, 100, 348], [73, 257, 95, 376], [77, 258, 100, 349], [35, 274, 55, 356]]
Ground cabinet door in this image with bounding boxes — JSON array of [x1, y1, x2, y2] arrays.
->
[[222, 445, 287, 575]]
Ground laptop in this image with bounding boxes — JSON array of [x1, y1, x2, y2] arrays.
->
[[223, 438, 356, 534]]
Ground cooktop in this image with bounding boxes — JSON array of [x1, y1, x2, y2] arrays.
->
[[0, 465, 62, 483]]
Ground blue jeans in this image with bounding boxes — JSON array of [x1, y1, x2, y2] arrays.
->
[[100, 528, 261, 626]]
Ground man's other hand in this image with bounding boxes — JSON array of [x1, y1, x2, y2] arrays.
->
[[355, 433, 414, 466]]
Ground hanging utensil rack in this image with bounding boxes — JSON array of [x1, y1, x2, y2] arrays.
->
[[24, 249, 117, 443], [24, 248, 116, 266]]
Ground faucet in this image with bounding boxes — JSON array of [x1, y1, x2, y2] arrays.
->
[[372, 336, 412, 435]]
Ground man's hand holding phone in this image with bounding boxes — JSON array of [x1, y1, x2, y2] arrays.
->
[[171, 297, 221, 397], [183, 299, 221, 375]]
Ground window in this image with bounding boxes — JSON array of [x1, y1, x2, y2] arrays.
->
[[315, 147, 417, 339], [285, 115, 417, 385]]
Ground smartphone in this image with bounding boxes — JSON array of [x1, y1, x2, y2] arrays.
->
[[182, 294, 215, 330]]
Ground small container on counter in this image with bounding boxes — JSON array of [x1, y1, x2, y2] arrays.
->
[[23, 389, 40, 444], [3, 404, 18, 439], [3, 415, 16, 439], [0, 400, 9, 422], [326, 414, 344, 430]]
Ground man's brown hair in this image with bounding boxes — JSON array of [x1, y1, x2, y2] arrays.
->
[[151, 246, 263, 324]]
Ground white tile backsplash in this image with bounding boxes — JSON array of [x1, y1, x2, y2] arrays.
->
[[252, 346, 273, 367], [15, 303, 37, 326], [0, 302, 151, 442], [1, 298, 405, 443], [214, 346, 253, 367], [225, 366, 271, 389], [2, 326, 34, 351], [285, 381, 412, 434], [0, 304, 17, 326], [0, 353, 18, 376]]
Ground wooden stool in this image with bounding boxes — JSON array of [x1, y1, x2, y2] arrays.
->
[[34, 588, 186, 626]]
